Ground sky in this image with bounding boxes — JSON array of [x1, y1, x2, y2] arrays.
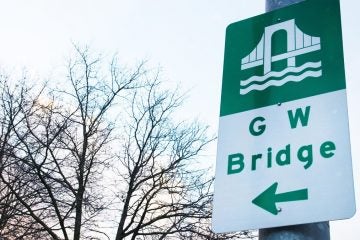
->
[[0, 0, 359, 239]]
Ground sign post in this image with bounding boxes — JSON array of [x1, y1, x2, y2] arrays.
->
[[260, 1, 328, 239], [212, 0, 355, 235]]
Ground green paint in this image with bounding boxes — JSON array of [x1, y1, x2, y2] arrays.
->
[[220, 0, 345, 116], [267, 147, 272, 168], [252, 182, 308, 215], [287, 106, 311, 129], [249, 116, 266, 136], [228, 153, 245, 174], [251, 154, 263, 171], [227, 140, 336, 174], [297, 144, 313, 169], [275, 144, 290, 166], [320, 141, 336, 158]]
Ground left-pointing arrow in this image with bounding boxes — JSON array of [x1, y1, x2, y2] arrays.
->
[[252, 182, 308, 215]]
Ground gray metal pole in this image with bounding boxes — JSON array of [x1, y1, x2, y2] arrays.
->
[[259, 1, 331, 239], [266, 0, 304, 12]]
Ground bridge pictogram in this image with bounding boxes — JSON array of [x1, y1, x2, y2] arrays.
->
[[241, 19, 321, 74]]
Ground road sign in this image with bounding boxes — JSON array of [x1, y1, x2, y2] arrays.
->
[[212, 0, 356, 233]]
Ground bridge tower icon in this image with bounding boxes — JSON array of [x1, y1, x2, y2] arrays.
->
[[241, 19, 321, 74]]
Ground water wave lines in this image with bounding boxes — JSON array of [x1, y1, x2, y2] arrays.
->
[[240, 61, 322, 86], [240, 69, 322, 95], [239, 61, 322, 95]]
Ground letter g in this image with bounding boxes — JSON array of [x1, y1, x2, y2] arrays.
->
[[249, 116, 266, 136]]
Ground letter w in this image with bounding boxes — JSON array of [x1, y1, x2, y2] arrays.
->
[[287, 106, 311, 129]]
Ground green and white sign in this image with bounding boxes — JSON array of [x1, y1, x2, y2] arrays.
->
[[212, 0, 356, 233]]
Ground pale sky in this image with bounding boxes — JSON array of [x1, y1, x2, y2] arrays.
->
[[0, 0, 358, 239]]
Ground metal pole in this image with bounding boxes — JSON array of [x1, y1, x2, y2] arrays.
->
[[259, 1, 331, 239], [266, 0, 305, 11]]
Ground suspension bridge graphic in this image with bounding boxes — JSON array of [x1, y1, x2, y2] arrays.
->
[[240, 19, 322, 95]]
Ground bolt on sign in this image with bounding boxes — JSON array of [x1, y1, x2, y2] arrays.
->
[[212, 0, 356, 233]]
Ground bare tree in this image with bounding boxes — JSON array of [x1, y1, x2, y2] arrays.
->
[[0, 47, 256, 240], [60, 46, 143, 240], [112, 79, 255, 240], [0, 75, 55, 239], [0, 47, 144, 240]]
